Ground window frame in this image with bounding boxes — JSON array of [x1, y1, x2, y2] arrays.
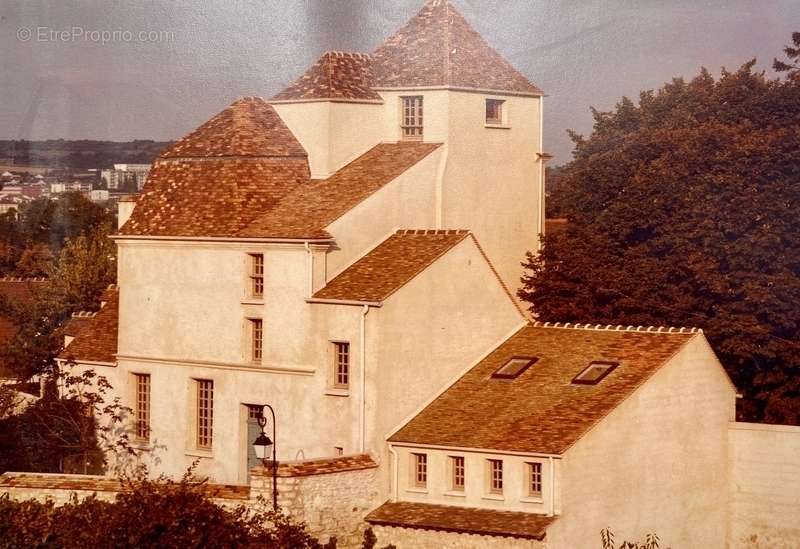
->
[[400, 96, 424, 140], [485, 98, 506, 125], [411, 452, 428, 488], [332, 341, 350, 389], [527, 461, 543, 498], [196, 379, 214, 449], [492, 356, 538, 379], [450, 455, 465, 491], [249, 318, 263, 363], [487, 458, 503, 495], [572, 361, 619, 385], [248, 253, 264, 299], [133, 373, 150, 442]]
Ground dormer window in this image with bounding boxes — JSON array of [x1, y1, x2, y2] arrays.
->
[[401, 96, 424, 140], [572, 361, 619, 385], [485, 99, 505, 125]]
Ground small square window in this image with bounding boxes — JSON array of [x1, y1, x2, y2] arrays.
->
[[492, 356, 537, 379], [450, 456, 465, 491], [527, 462, 543, 497], [486, 99, 505, 124], [572, 361, 619, 385], [412, 453, 427, 488]]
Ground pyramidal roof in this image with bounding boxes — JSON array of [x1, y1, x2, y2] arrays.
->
[[272, 51, 382, 102], [370, 0, 541, 95], [160, 97, 307, 159]]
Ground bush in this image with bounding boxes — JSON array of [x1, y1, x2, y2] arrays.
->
[[0, 472, 330, 549]]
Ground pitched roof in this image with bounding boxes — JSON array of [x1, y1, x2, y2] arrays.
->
[[272, 52, 382, 102], [239, 142, 442, 239], [312, 229, 470, 302], [390, 323, 700, 454], [160, 97, 307, 159], [365, 501, 556, 540], [59, 287, 119, 365], [370, 0, 542, 95]]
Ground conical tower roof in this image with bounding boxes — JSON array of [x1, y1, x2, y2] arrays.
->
[[371, 0, 541, 95]]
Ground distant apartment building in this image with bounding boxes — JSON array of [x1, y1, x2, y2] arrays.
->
[[101, 164, 151, 191]]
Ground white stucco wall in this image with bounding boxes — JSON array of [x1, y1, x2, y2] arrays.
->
[[391, 445, 558, 516], [728, 421, 800, 548], [547, 334, 736, 549]]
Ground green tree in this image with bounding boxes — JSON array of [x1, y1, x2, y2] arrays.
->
[[774, 31, 800, 76], [520, 54, 800, 424]]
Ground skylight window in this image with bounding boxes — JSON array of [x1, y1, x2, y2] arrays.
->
[[572, 361, 619, 385], [492, 356, 538, 379]]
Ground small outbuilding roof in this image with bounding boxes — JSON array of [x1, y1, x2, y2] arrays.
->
[[59, 287, 119, 365]]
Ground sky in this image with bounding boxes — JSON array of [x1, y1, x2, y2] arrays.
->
[[1, 0, 798, 164]]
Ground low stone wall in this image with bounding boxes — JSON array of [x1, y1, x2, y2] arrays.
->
[[729, 422, 800, 548], [371, 525, 547, 549], [251, 454, 380, 548]]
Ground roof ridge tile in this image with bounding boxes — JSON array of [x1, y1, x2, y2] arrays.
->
[[532, 320, 701, 334]]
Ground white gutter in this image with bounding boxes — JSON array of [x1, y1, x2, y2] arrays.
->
[[304, 242, 313, 298], [359, 304, 370, 453], [548, 456, 555, 516], [434, 144, 449, 229], [388, 444, 399, 502], [111, 235, 333, 244], [388, 441, 562, 460], [306, 298, 383, 308]]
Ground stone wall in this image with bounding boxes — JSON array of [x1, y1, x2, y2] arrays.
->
[[251, 454, 380, 548], [371, 525, 547, 549], [728, 422, 800, 548]]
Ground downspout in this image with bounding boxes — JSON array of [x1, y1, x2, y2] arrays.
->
[[388, 444, 399, 502], [304, 242, 313, 298], [359, 304, 370, 453], [538, 96, 546, 250], [548, 456, 555, 516], [434, 144, 448, 229]]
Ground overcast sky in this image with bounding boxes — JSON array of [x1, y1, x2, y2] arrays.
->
[[1, 0, 798, 163]]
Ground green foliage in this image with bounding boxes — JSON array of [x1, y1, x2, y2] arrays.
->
[[522, 49, 800, 423], [774, 31, 800, 76], [0, 472, 327, 548], [361, 527, 396, 549], [601, 528, 668, 549]]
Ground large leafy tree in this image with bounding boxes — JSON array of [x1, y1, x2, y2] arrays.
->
[[521, 45, 800, 424]]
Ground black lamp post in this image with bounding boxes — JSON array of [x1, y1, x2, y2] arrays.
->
[[252, 404, 278, 511]]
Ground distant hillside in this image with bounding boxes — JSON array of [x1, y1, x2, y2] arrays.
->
[[0, 140, 173, 170]]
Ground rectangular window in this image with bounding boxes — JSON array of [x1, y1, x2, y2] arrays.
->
[[450, 456, 465, 491], [333, 341, 350, 388], [196, 379, 213, 449], [250, 318, 263, 362], [249, 253, 264, 298], [486, 99, 505, 124], [412, 453, 427, 488], [134, 374, 150, 441], [488, 459, 503, 494], [401, 96, 424, 140], [572, 361, 619, 385], [528, 462, 543, 497]]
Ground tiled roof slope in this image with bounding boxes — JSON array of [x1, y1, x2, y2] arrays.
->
[[366, 501, 556, 540], [239, 142, 441, 239], [160, 97, 307, 159], [272, 52, 382, 102], [313, 229, 470, 302], [390, 323, 698, 454], [59, 287, 119, 365], [371, 0, 542, 94]]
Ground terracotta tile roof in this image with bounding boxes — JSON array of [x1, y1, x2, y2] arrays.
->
[[366, 501, 556, 540], [390, 323, 699, 454], [252, 454, 377, 478], [0, 473, 249, 500], [0, 279, 45, 375], [118, 97, 313, 238], [312, 229, 470, 302], [59, 287, 119, 365], [63, 312, 96, 338], [239, 142, 442, 239], [272, 52, 382, 102], [371, 0, 542, 95], [160, 97, 307, 159]]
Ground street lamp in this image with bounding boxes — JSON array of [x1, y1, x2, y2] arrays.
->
[[252, 404, 278, 511]]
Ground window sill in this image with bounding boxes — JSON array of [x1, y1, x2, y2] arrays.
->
[[185, 449, 214, 459], [405, 487, 428, 494], [325, 388, 350, 397], [131, 439, 151, 450], [443, 490, 466, 498], [481, 494, 505, 502], [521, 496, 544, 504], [241, 299, 264, 306], [485, 123, 511, 130]]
